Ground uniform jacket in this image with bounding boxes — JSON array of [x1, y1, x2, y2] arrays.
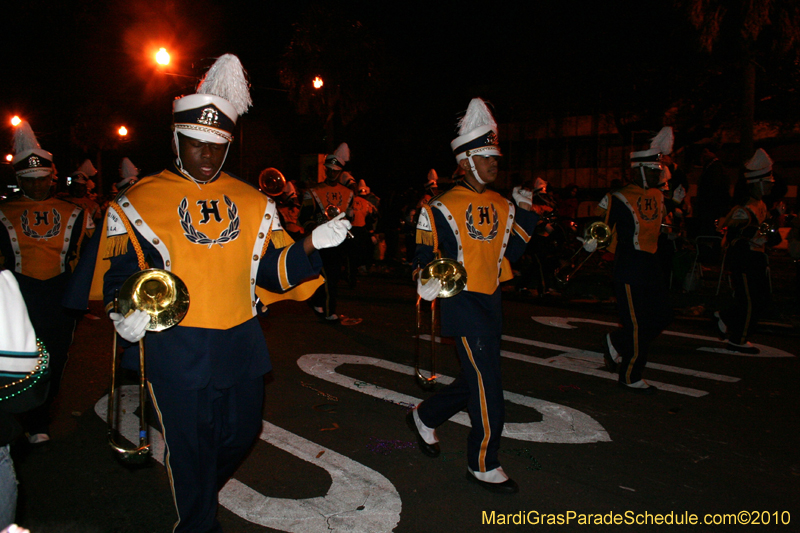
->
[[414, 182, 537, 336], [102, 165, 322, 390]]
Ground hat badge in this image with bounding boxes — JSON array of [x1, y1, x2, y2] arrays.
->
[[27, 155, 42, 168], [486, 131, 499, 146], [198, 107, 221, 128]]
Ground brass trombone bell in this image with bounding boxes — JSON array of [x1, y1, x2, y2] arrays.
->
[[419, 257, 467, 299], [258, 167, 287, 197], [117, 269, 190, 332]]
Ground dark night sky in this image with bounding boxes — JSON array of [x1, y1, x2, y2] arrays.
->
[[2, 0, 775, 198]]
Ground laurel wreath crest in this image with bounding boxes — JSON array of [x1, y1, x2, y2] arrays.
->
[[179, 196, 240, 248], [21, 209, 61, 240], [465, 203, 499, 241]]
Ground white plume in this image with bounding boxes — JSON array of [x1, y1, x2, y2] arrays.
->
[[333, 143, 350, 164], [457, 98, 496, 135], [197, 54, 252, 116], [120, 157, 139, 179], [427, 169, 438, 183], [745, 148, 772, 172], [650, 127, 674, 156], [13, 122, 41, 155]]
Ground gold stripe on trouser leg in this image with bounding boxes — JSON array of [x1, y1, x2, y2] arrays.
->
[[147, 382, 182, 532], [624, 284, 640, 384], [462, 337, 491, 472], [740, 273, 752, 344]]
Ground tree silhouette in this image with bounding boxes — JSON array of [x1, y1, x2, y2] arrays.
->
[[678, 0, 800, 161], [278, 2, 384, 151]]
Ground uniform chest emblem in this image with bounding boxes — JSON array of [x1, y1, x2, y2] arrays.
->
[[21, 209, 61, 240], [465, 203, 499, 242], [178, 195, 240, 248], [636, 195, 660, 222]]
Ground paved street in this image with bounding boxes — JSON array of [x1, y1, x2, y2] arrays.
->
[[10, 266, 800, 533]]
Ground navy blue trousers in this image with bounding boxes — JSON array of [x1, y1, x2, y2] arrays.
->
[[611, 280, 672, 385], [720, 248, 770, 345], [417, 336, 505, 473], [149, 376, 264, 533]]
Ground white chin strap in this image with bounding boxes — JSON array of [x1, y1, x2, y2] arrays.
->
[[467, 155, 487, 185], [173, 131, 231, 189], [638, 167, 650, 190]]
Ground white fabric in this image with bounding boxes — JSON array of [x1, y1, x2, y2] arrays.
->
[[412, 409, 438, 444], [110, 310, 149, 343], [672, 184, 686, 203], [0, 271, 38, 356], [416, 275, 441, 302], [311, 212, 351, 250], [468, 466, 509, 483], [580, 236, 598, 253], [512, 186, 533, 209]]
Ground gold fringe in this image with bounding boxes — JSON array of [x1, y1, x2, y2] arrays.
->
[[103, 235, 130, 259], [270, 230, 289, 250], [416, 229, 434, 246]]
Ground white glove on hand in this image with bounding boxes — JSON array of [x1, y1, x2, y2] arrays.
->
[[512, 186, 533, 209], [672, 184, 686, 203], [578, 236, 598, 253], [311, 213, 352, 249], [110, 309, 150, 343], [416, 275, 441, 302]]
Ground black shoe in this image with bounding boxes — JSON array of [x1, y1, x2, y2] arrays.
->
[[602, 336, 618, 373], [726, 341, 760, 355], [617, 382, 657, 395], [406, 412, 440, 458], [465, 471, 519, 494]]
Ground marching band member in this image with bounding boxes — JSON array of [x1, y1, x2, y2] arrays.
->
[[299, 143, 355, 321], [714, 149, 780, 354], [598, 127, 674, 394], [102, 54, 350, 532], [0, 121, 85, 443], [407, 98, 537, 493]]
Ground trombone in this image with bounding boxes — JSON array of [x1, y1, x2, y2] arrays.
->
[[414, 255, 467, 389], [107, 269, 189, 464], [553, 221, 612, 288]]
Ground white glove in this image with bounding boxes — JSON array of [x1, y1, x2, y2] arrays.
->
[[110, 309, 150, 343], [672, 184, 686, 203], [512, 186, 533, 209], [416, 275, 441, 301], [311, 212, 352, 249], [579, 236, 598, 253]]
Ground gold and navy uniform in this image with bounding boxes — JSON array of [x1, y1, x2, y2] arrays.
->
[[412, 182, 537, 474], [716, 198, 772, 345], [0, 194, 85, 435], [598, 183, 672, 385], [103, 165, 321, 388], [299, 181, 355, 317], [102, 164, 322, 532]]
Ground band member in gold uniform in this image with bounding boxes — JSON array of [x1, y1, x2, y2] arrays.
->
[[407, 98, 537, 493]]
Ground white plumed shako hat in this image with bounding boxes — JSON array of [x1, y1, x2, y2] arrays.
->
[[744, 148, 775, 183], [12, 122, 53, 179]]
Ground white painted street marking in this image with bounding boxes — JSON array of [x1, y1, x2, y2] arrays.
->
[[96, 387, 401, 533], [532, 316, 795, 358], [297, 353, 610, 444], [419, 335, 713, 398]]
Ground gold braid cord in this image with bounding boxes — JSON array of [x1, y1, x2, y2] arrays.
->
[[259, 218, 275, 259], [108, 202, 148, 271]]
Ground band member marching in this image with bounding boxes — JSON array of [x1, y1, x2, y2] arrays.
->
[[599, 127, 674, 394], [299, 143, 355, 322], [0, 121, 86, 444], [102, 54, 350, 532], [714, 149, 780, 355], [407, 98, 537, 493]]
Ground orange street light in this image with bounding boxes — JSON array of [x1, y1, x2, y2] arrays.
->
[[155, 47, 170, 66], [118, 126, 128, 137], [5, 154, 12, 162], [313, 76, 324, 89], [10, 116, 21, 127]]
